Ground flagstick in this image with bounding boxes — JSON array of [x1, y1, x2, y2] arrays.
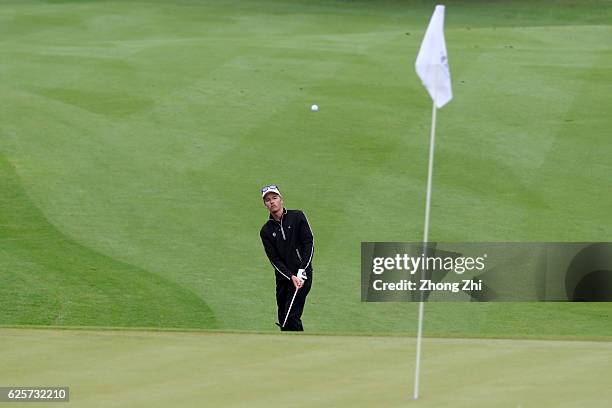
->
[[413, 99, 437, 400]]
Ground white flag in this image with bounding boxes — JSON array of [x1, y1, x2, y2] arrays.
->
[[415, 5, 452, 108]]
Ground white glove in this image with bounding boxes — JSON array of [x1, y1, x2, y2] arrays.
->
[[297, 269, 307, 280]]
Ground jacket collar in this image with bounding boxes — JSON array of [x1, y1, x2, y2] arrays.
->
[[269, 208, 288, 221]]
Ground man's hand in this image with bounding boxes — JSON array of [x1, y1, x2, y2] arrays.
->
[[291, 275, 303, 290], [297, 269, 307, 281]]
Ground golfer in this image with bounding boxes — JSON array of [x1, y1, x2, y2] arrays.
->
[[260, 185, 314, 331]]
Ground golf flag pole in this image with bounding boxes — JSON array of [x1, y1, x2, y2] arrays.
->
[[413, 4, 452, 400]]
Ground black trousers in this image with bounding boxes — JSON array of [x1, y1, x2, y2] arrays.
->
[[276, 274, 312, 331]]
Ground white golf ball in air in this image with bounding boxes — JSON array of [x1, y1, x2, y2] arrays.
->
[[311, 104, 318, 112]]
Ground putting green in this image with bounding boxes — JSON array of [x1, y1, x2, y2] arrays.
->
[[1, 328, 611, 407]]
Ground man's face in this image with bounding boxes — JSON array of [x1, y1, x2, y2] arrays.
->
[[263, 193, 283, 213]]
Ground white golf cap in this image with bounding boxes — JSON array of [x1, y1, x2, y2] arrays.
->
[[261, 184, 282, 198]]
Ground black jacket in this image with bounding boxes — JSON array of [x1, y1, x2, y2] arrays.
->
[[260, 209, 314, 282]]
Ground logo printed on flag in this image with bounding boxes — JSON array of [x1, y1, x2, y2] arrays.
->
[[415, 5, 452, 108]]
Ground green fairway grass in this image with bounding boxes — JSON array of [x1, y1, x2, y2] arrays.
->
[[0, 154, 216, 328], [1, 0, 611, 336], [1, 328, 612, 407]]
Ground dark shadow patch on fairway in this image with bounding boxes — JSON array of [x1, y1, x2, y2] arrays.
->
[[566, 244, 612, 302], [0, 153, 217, 329], [32, 87, 154, 118], [573, 271, 612, 301]]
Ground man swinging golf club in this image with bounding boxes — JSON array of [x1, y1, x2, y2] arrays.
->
[[260, 185, 314, 331]]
